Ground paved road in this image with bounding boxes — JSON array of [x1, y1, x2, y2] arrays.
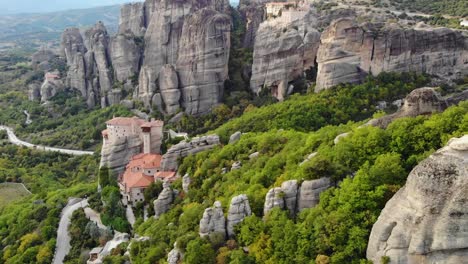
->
[[0, 126, 94, 156], [53, 198, 89, 264]]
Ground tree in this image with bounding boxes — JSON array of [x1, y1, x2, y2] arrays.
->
[[185, 238, 216, 264]]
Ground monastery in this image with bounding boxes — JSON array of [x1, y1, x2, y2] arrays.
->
[[102, 117, 176, 205]]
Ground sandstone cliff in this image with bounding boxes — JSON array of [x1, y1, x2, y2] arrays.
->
[[60, 0, 231, 115], [250, 10, 320, 100], [137, 0, 231, 115], [316, 19, 468, 91], [61, 22, 115, 108], [367, 135, 468, 264]]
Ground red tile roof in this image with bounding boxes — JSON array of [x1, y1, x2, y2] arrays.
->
[[106, 116, 145, 126], [141, 120, 164, 128], [155, 171, 177, 182], [127, 153, 162, 170], [121, 170, 154, 192]]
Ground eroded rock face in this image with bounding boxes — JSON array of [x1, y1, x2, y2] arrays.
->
[[100, 135, 142, 176], [264, 180, 299, 216], [238, 0, 269, 48], [137, 0, 231, 115], [119, 2, 146, 36], [40, 78, 64, 102], [367, 135, 468, 264], [154, 182, 175, 219], [316, 18, 468, 91], [61, 22, 114, 108], [161, 135, 220, 171], [199, 201, 226, 239], [158, 65, 181, 115], [110, 33, 142, 82], [368, 88, 448, 128], [297, 177, 332, 212], [31, 48, 56, 71], [250, 10, 321, 100], [227, 194, 252, 238]]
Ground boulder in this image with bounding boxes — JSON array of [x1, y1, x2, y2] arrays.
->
[[249, 152, 260, 160], [199, 201, 226, 239], [227, 194, 252, 238], [297, 177, 332, 212], [154, 182, 175, 219], [231, 161, 242, 170], [367, 135, 468, 264], [182, 174, 191, 193], [229, 131, 242, 144]]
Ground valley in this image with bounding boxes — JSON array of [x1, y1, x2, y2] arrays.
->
[[0, 0, 466, 264]]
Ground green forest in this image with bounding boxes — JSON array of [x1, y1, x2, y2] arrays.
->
[[390, 0, 468, 16]]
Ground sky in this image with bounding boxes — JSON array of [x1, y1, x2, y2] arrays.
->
[[0, 0, 239, 14], [0, 0, 143, 14]]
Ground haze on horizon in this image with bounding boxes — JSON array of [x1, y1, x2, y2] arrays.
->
[[0, 0, 240, 15]]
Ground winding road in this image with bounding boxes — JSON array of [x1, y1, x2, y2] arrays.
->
[[53, 198, 89, 264], [0, 126, 94, 156]]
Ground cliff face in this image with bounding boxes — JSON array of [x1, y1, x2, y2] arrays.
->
[[61, 22, 114, 108], [367, 135, 468, 264], [250, 10, 320, 100], [138, 0, 231, 115], [60, 0, 231, 115], [316, 19, 468, 91]]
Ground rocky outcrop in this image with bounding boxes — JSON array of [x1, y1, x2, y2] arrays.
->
[[40, 77, 64, 102], [137, 0, 231, 115], [227, 194, 252, 238], [238, 0, 268, 48], [100, 135, 142, 176], [28, 83, 41, 101], [250, 10, 321, 100], [158, 65, 181, 115], [154, 182, 175, 219], [264, 179, 331, 216], [61, 22, 114, 108], [182, 174, 191, 193], [167, 243, 183, 264], [316, 19, 468, 91], [297, 177, 332, 212], [199, 201, 226, 239], [368, 88, 448, 128], [161, 135, 220, 171], [367, 135, 468, 264], [264, 180, 299, 217]]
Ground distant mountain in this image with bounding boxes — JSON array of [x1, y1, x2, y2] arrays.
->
[[0, 0, 141, 15], [0, 5, 122, 51]]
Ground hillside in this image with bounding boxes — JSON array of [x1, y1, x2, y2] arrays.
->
[[0, 5, 121, 52]]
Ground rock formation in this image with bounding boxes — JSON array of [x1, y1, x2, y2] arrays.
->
[[100, 134, 143, 175], [264, 179, 331, 216], [137, 0, 231, 115], [368, 87, 448, 128], [264, 180, 299, 217], [40, 75, 65, 102], [237, 0, 270, 48], [316, 19, 468, 91], [167, 243, 183, 264], [367, 135, 468, 264], [297, 177, 332, 212], [59, 0, 232, 115], [161, 135, 220, 171], [154, 182, 175, 219], [227, 194, 252, 238], [61, 22, 114, 108], [182, 174, 191, 193], [199, 201, 226, 239], [250, 9, 321, 100]]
